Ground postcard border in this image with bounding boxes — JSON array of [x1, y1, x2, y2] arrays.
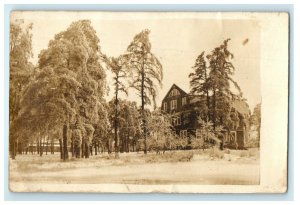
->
[[3, 3, 294, 201]]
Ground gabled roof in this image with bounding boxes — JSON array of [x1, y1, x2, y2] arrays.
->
[[162, 84, 188, 102]]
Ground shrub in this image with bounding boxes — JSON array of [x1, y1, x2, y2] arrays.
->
[[190, 138, 205, 149]]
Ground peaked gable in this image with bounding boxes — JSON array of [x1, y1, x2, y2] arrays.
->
[[162, 84, 188, 101]]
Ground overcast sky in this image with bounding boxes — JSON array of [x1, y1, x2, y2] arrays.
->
[[12, 12, 261, 111]]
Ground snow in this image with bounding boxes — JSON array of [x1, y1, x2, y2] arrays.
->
[[9, 149, 260, 192]]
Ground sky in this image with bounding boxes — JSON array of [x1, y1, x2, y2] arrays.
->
[[11, 12, 261, 111]]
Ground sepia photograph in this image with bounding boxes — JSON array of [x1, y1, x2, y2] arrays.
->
[[8, 11, 288, 193]]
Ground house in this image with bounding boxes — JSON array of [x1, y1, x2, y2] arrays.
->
[[161, 84, 250, 149], [161, 84, 198, 139]]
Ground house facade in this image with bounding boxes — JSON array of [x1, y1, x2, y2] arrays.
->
[[161, 84, 250, 149], [161, 84, 198, 139]]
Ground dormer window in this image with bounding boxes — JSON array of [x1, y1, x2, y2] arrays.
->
[[170, 88, 179, 97]]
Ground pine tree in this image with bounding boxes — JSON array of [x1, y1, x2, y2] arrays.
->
[[206, 39, 242, 129], [189, 51, 210, 121]]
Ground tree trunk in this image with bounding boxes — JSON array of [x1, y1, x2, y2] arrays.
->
[[204, 67, 210, 122], [39, 139, 43, 156], [50, 140, 54, 154], [37, 140, 40, 155], [11, 138, 16, 160], [85, 142, 89, 158], [94, 143, 98, 155], [16, 139, 20, 154], [45, 139, 49, 155], [114, 80, 120, 158], [126, 133, 130, 153], [132, 140, 135, 152], [59, 139, 63, 159], [141, 58, 147, 154], [82, 139, 85, 158], [107, 140, 111, 154], [71, 141, 74, 158], [213, 88, 216, 130], [31, 143, 33, 155], [62, 124, 69, 160]]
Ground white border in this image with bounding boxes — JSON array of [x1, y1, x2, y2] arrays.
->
[[1, 0, 299, 203]]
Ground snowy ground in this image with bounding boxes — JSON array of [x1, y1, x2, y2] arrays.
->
[[9, 149, 260, 192]]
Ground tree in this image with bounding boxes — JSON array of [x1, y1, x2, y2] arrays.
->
[[192, 118, 222, 150], [147, 109, 176, 154], [107, 99, 141, 153], [14, 20, 107, 160], [9, 19, 34, 159], [102, 56, 128, 158], [124, 29, 163, 154], [206, 39, 242, 129], [118, 100, 141, 153], [251, 103, 261, 147], [189, 51, 210, 121], [92, 100, 110, 155]]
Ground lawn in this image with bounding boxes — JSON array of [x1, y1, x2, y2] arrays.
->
[[9, 148, 260, 192]]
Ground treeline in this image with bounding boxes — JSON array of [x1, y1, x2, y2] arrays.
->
[[9, 20, 164, 160]]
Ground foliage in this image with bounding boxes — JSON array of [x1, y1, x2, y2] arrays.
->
[[124, 29, 163, 154], [206, 39, 242, 129], [190, 137, 205, 149], [102, 55, 129, 158], [189, 51, 210, 119], [147, 110, 177, 153], [250, 103, 261, 146], [188, 39, 247, 141], [107, 99, 141, 153], [9, 19, 34, 159], [13, 20, 107, 160]]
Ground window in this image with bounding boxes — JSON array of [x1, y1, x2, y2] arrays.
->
[[170, 89, 179, 97], [163, 102, 167, 111], [230, 131, 237, 142], [196, 129, 202, 138], [172, 116, 181, 126], [180, 130, 188, 137], [182, 97, 187, 106], [177, 117, 181, 125], [171, 99, 177, 110]]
